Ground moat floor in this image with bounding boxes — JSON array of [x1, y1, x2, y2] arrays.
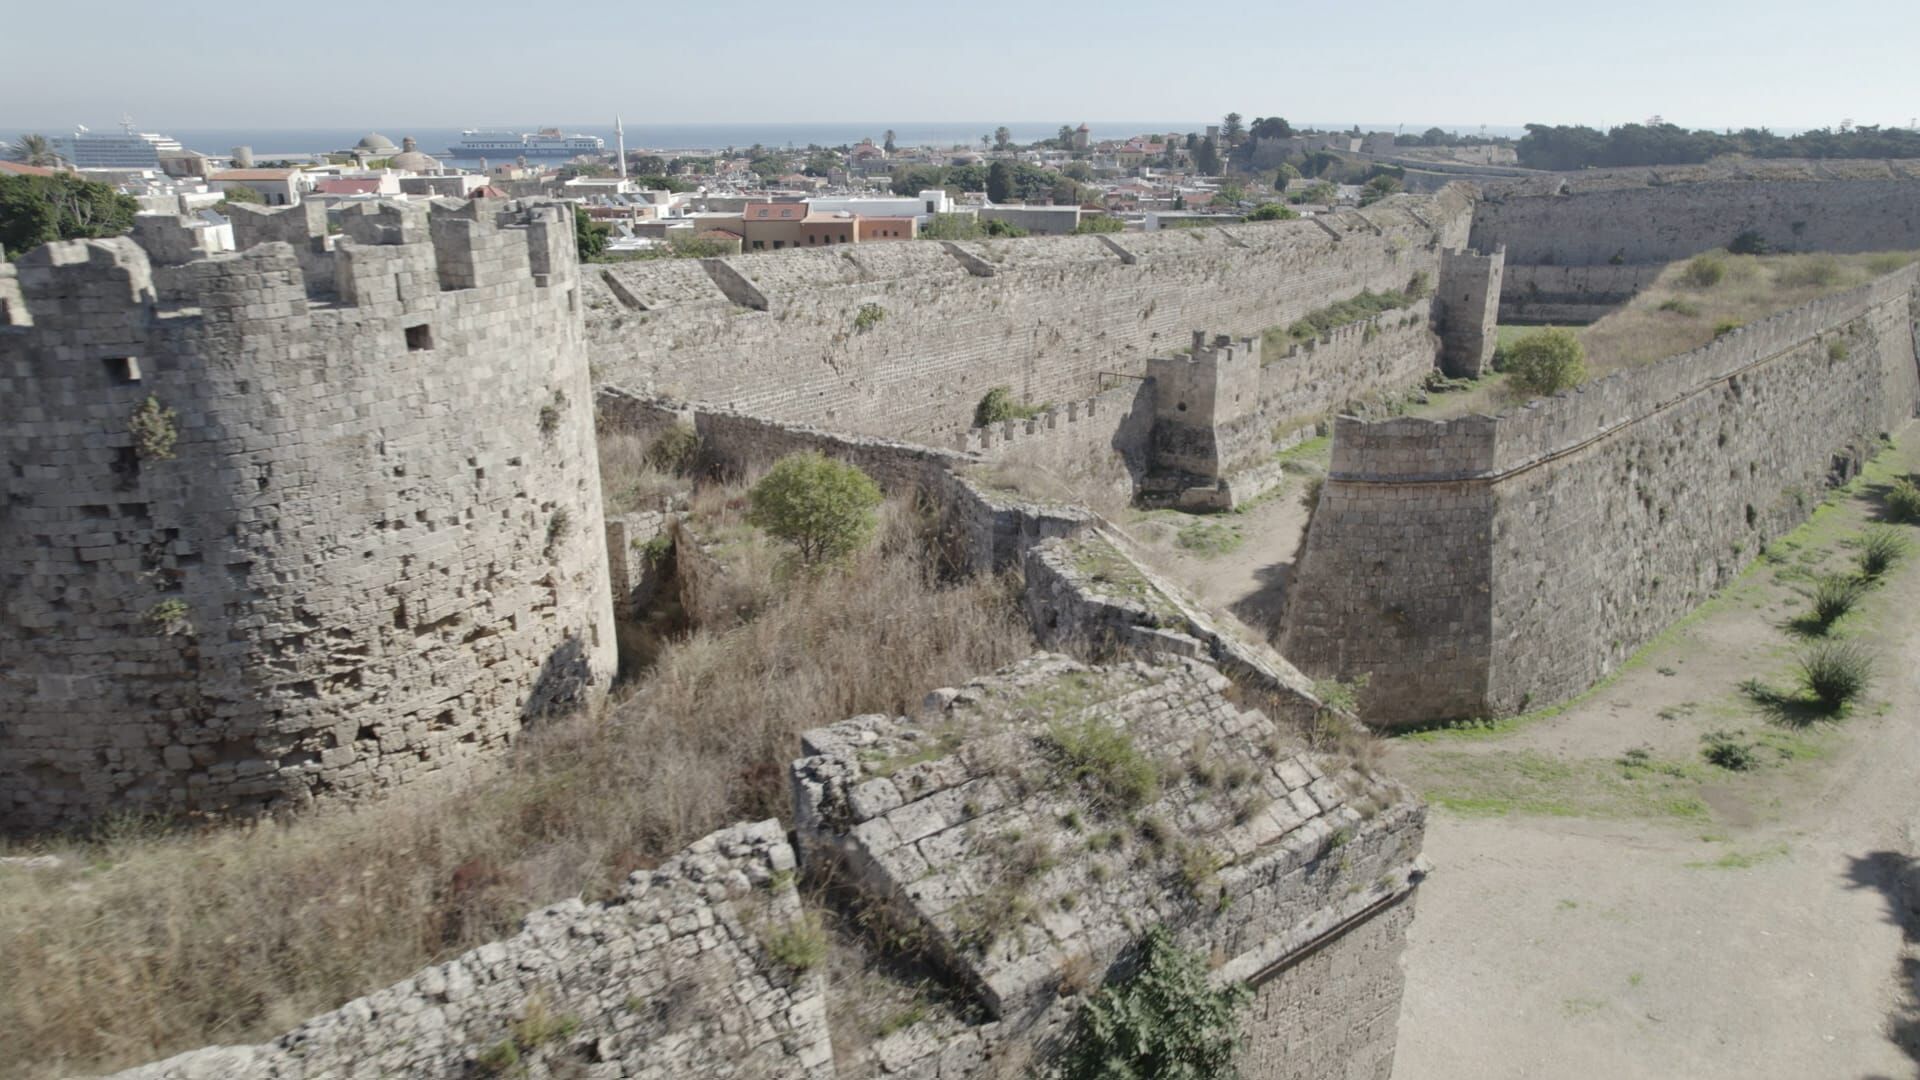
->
[[1389, 436, 1920, 1080]]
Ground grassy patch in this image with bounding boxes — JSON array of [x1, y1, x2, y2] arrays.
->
[[1685, 843, 1789, 870], [1173, 516, 1245, 557], [1413, 750, 1709, 822]]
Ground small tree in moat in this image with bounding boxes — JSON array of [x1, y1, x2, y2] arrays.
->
[[746, 452, 882, 565], [1057, 924, 1251, 1080], [1503, 327, 1588, 397]]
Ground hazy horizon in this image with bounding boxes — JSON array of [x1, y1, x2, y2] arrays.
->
[[3, 0, 1914, 134]]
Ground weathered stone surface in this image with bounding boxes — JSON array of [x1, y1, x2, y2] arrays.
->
[[792, 653, 1427, 1078]]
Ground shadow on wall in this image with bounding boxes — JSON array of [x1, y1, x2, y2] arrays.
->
[[1112, 377, 1158, 491], [1844, 850, 1920, 1074], [521, 634, 595, 723]]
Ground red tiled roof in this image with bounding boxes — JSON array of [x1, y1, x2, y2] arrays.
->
[[315, 178, 382, 195], [743, 203, 804, 220], [213, 169, 295, 181], [0, 160, 57, 176]]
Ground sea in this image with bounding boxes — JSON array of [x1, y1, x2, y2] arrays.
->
[[18, 121, 1536, 163]]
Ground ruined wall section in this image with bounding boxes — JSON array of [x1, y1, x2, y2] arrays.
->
[[585, 191, 1475, 439], [114, 821, 832, 1080], [1281, 266, 1920, 724], [1, 201, 616, 829]]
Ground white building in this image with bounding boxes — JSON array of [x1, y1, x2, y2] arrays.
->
[[805, 189, 953, 226]]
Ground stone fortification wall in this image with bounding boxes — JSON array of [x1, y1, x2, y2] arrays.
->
[[1240, 302, 1440, 468], [115, 820, 833, 1080], [1, 200, 616, 830], [1282, 265, 1920, 723], [584, 190, 1476, 439], [1470, 162, 1920, 319], [957, 379, 1156, 494], [1499, 262, 1668, 324]]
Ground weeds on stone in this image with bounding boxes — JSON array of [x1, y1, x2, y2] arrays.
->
[[1040, 717, 1159, 814], [128, 395, 179, 461], [763, 913, 829, 972]]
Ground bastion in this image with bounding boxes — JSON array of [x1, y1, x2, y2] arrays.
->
[[0, 199, 617, 830]]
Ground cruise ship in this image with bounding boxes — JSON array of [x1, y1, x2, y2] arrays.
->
[[52, 119, 185, 169], [447, 128, 605, 159]]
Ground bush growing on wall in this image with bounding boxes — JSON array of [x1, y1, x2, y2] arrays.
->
[[974, 386, 1044, 428], [1059, 924, 1251, 1080], [746, 452, 882, 565], [1503, 328, 1588, 397]]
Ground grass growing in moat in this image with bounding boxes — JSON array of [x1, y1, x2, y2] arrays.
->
[[1395, 437, 1920, 823], [0, 498, 1031, 1080]]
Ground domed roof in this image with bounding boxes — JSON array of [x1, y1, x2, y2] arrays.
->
[[356, 132, 398, 151], [389, 150, 440, 174], [387, 136, 439, 174]]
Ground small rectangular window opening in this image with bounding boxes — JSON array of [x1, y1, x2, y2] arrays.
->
[[405, 324, 433, 352], [104, 356, 141, 382]]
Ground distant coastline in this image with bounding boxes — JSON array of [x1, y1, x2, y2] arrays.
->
[[3, 121, 1537, 160]]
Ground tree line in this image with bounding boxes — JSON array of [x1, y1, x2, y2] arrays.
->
[[1517, 122, 1920, 171]]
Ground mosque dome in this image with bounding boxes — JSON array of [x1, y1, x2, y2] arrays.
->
[[388, 136, 441, 174], [356, 133, 398, 152]]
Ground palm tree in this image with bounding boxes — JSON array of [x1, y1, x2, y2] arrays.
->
[[7, 133, 63, 167]]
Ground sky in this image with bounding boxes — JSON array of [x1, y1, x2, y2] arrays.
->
[[3, 0, 1915, 134]]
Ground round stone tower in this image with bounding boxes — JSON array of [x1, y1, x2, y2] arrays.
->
[[0, 199, 616, 830]]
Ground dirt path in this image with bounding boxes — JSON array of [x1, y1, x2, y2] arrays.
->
[[1118, 477, 1314, 640], [1389, 440, 1920, 1080]]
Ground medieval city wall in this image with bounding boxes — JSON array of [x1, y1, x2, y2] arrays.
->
[[1283, 264, 1920, 724], [1470, 163, 1920, 320], [1, 201, 616, 830], [584, 190, 1476, 439]]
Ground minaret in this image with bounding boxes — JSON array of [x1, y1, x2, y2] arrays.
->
[[616, 114, 627, 179]]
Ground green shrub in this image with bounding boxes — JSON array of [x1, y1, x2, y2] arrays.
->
[[1701, 731, 1756, 771], [1796, 642, 1872, 713], [1042, 717, 1159, 813], [1712, 319, 1743, 339], [1807, 574, 1866, 631], [144, 599, 190, 635], [128, 395, 179, 460], [1828, 340, 1851, 362], [1681, 254, 1726, 289], [1502, 327, 1587, 396], [762, 913, 828, 971], [1245, 203, 1297, 222], [1856, 527, 1908, 579], [974, 385, 1044, 427], [746, 452, 882, 564], [1059, 925, 1251, 1080], [643, 422, 699, 473], [1657, 298, 1701, 317], [1885, 479, 1920, 523], [1073, 214, 1127, 233], [853, 302, 885, 332], [1728, 230, 1769, 256], [1405, 269, 1432, 298]]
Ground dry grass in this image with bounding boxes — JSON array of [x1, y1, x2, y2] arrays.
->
[[1574, 248, 1918, 376], [0, 504, 1030, 1079], [598, 430, 687, 516], [1417, 249, 1920, 421]]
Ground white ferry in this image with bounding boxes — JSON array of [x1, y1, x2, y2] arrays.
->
[[447, 128, 605, 159], [53, 119, 185, 169]]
